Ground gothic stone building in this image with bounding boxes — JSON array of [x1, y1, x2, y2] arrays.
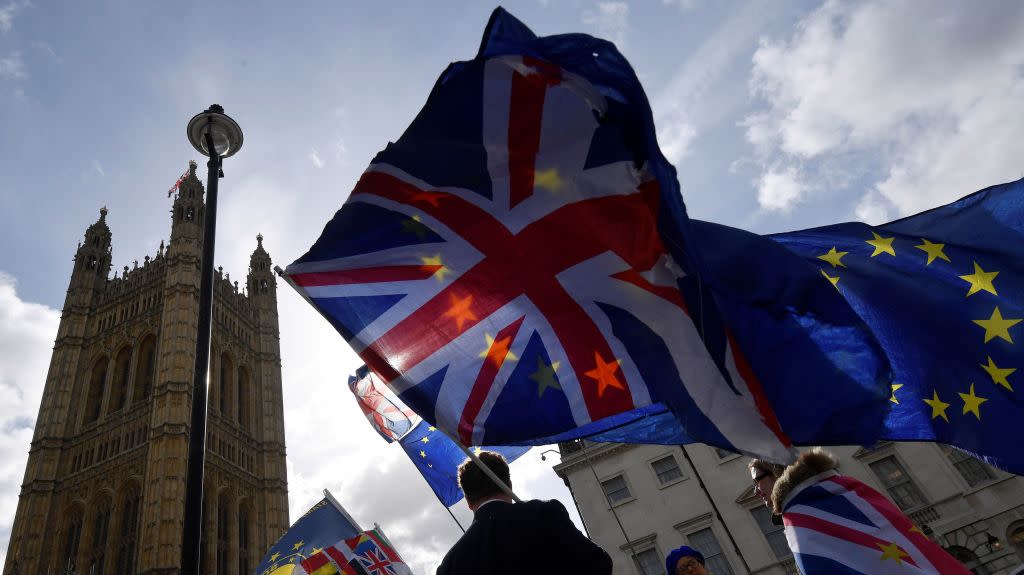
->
[[4, 163, 289, 575]]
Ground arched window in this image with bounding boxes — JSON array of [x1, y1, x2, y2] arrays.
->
[[90, 498, 113, 575], [238, 504, 251, 575], [1008, 522, 1024, 559], [110, 347, 132, 413], [133, 335, 157, 404], [62, 506, 84, 575], [220, 353, 234, 420], [216, 493, 230, 575], [85, 357, 109, 424], [116, 489, 142, 575], [947, 546, 990, 575], [238, 366, 250, 430]]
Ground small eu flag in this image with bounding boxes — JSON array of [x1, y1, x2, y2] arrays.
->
[[254, 497, 360, 575], [770, 178, 1024, 473]]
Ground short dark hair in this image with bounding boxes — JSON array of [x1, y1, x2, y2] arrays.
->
[[747, 458, 786, 479], [458, 451, 511, 504]]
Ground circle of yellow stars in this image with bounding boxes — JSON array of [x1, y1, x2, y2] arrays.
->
[[815, 229, 1019, 425]]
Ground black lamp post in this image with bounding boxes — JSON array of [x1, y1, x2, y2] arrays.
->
[[181, 104, 243, 575]]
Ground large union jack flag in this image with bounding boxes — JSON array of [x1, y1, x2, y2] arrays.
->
[[285, 8, 891, 460]]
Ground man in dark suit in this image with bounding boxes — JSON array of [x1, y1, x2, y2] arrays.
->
[[437, 451, 612, 575]]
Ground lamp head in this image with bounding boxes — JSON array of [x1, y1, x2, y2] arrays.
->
[[187, 104, 243, 158]]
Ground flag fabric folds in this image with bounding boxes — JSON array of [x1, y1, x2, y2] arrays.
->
[[345, 529, 413, 575], [399, 420, 531, 507], [254, 497, 361, 575], [769, 178, 1024, 473], [782, 472, 970, 574], [349, 365, 419, 442], [284, 7, 892, 462]]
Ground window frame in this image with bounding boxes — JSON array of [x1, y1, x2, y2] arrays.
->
[[648, 453, 686, 488], [600, 473, 635, 508]]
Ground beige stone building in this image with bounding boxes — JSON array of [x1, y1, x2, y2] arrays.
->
[[555, 440, 1024, 575], [4, 163, 289, 575]]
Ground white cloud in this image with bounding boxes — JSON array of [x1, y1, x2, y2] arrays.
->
[[744, 0, 1024, 213], [756, 165, 807, 211], [657, 121, 696, 166], [661, 0, 696, 10], [582, 2, 629, 48], [0, 4, 16, 33], [309, 148, 324, 169], [0, 272, 61, 566], [853, 189, 892, 224], [0, 52, 24, 79], [91, 160, 105, 177]]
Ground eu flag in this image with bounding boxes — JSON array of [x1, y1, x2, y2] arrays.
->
[[254, 497, 360, 575], [770, 178, 1024, 473], [398, 421, 530, 507]]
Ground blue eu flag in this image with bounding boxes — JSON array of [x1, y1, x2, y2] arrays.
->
[[398, 421, 531, 507], [770, 178, 1024, 473], [253, 497, 360, 575]]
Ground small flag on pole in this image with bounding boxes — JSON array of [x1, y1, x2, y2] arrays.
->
[[167, 165, 190, 197]]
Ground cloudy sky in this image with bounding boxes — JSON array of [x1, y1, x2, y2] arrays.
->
[[1, 0, 1022, 573]]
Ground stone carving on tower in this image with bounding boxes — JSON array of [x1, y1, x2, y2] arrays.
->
[[4, 162, 289, 575]]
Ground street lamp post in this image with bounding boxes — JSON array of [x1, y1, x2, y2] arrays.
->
[[181, 104, 243, 575]]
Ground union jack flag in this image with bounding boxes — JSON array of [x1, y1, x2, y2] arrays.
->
[[285, 8, 890, 460], [348, 365, 418, 442], [346, 530, 411, 575], [783, 473, 970, 574]]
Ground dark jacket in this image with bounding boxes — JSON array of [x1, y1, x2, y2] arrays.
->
[[437, 499, 611, 575]]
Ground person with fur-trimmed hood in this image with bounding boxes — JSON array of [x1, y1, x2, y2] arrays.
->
[[748, 448, 971, 574]]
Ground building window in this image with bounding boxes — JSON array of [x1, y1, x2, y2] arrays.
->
[[116, 492, 141, 575], [90, 501, 112, 575], [632, 548, 661, 575], [110, 346, 132, 413], [238, 505, 251, 575], [62, 508, 84, 574], [133, 335, 156, 404], [943, 447, 996, 488], [687, 527, 735, 575], [651, 455, 684, 485], [85, 357, 109, 424], [217, 493, 230, 575], [238, 366, 250, 430], [714, 447, 735, 459], [220, 352, 234, 419], [869, 456, 927, 510], [601, 475, 632, 506], [751, 506, 791, 559]]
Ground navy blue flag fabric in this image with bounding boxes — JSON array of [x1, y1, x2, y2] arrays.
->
[[284, 7, 892, 463], [254, 497, 360, 575], [767, 178, 1024, 473], [399, 420, 531, 507]]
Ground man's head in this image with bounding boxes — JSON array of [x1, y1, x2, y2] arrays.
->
[[457, 451, 512, 511], [665, 546, 706, 575], [748, 459, 785, 509]]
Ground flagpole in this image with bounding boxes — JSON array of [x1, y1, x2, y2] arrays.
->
[[323, 489, 363, 532], [444, 505, 466, 533]]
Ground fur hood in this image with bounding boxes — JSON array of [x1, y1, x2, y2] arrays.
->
[[770, 448, 839, 514]]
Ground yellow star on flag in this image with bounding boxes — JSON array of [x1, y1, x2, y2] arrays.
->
[[980, 356, 1015, 391], [421, 436, 430, 443], [401, 214, 429, 239], [923, 390, 951, 422], [584, 352, 625, 397], [915, 238, 950, 265], [820, 269, 840, 289], [959, 383, 989, 420], [877, 542, 909, 564], [443, 293, 477, 332], [529, 357, 562, 397], [889, 384, 903, 404], [270, 552, 281, 562], [312, 547, 323, 555], [419, 450, 427, 458], [866, 231, 896, 257], [292, 541, 304, 551], [534, 168, 565, 192], [817, 247, 848, 268], [428, 426, 436, 431], [973, 306, 1021, 343], [909, 525, 925, 535], [420, 254, 450, 282], [479, 333, 518, 365], [959, 261, 999, 297], [473, 446, 483, 455]]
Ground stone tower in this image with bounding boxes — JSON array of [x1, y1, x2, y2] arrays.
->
[[4, 162, 290, 575]]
